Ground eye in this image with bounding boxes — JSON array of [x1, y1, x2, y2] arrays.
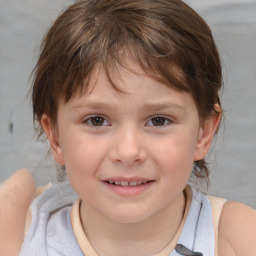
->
[[84, 116, 110, 127], [146, 116, 171, 127]]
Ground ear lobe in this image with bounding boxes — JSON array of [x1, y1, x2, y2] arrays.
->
[[41, 114, 65, 165], [194, 105, 221, 161]]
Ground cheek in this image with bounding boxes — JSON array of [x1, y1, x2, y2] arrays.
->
[[60, 135, 108, 178], [152, 132, 196, 175]]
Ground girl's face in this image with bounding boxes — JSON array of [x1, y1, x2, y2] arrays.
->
[[42, 62, 216, 224]]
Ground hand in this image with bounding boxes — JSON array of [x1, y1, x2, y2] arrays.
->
[[0, 169, 35, 256]]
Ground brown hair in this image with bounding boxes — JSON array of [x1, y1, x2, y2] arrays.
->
[[32, 0, 222, 182]]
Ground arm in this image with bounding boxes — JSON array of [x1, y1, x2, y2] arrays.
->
[[218, 200, 256, 256], [0, 169, 35, 256]]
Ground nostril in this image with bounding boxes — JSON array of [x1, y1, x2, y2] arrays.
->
[[108, 134, 147, 166]]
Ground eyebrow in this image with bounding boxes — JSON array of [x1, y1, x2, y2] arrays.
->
[[72, 101, 186, 113], [72, 102, 114, 110], [143, 103, 187, 113]]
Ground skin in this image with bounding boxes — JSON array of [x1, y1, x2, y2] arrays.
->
[[0, 169, 35, 256], [1, 170, 255, 255], [42, 62, 221, 256], [218, 201, 256, 256], [0, 63, 255, 256]]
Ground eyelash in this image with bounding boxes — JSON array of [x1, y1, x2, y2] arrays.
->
[[146, 116, 172, 127], [83, 115, 172, 127], [83, 115, 110, 127]]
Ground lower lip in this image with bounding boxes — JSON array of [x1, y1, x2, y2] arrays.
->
[[103, 181, 154, 196]]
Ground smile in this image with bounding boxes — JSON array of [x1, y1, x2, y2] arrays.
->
[[103, 179, 155, 196], [106, 180, 149, 186]]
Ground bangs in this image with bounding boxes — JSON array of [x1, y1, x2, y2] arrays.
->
[[59, 41, 191, 103]]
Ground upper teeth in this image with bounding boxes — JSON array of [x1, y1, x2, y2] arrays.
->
[[108, 180, 148, 186]]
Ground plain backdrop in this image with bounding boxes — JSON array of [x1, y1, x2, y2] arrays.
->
[[0, 0, 255, 208]]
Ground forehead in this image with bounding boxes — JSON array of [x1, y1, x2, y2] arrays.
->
[[80, 53, 186, 96], [64, 61, 198, 117]]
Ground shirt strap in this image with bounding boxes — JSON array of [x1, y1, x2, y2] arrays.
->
[[208, 196, 227, 256]]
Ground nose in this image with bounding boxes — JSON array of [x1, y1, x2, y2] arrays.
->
[[109, 125, 147, 167]]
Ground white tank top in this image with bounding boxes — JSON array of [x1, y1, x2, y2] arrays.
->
[[20, 183, 218, 256]]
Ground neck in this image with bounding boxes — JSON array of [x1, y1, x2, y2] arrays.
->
[[80, 192, 186, 256]]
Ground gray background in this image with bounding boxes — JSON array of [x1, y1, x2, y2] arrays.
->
[[0, 0, 255, 208]]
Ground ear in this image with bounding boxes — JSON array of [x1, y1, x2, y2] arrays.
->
[[194, 104, 222, 161], [41, 114, 65, 165]]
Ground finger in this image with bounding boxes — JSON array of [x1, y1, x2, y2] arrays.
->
[[0, 168, 35, 256]]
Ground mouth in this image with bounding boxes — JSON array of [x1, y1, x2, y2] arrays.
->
[[105, 180, 153, 186], [102, 178, 155, 196]]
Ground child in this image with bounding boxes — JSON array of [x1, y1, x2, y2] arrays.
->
[[20, 0, 256, 255]]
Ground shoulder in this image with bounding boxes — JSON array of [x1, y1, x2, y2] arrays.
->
[[218, 200, 256, 256], [21, 183, 80, 255]]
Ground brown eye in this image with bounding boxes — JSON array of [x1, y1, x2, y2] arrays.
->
[[151, 117, 167, 126], [89, 116, 106, 126]]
